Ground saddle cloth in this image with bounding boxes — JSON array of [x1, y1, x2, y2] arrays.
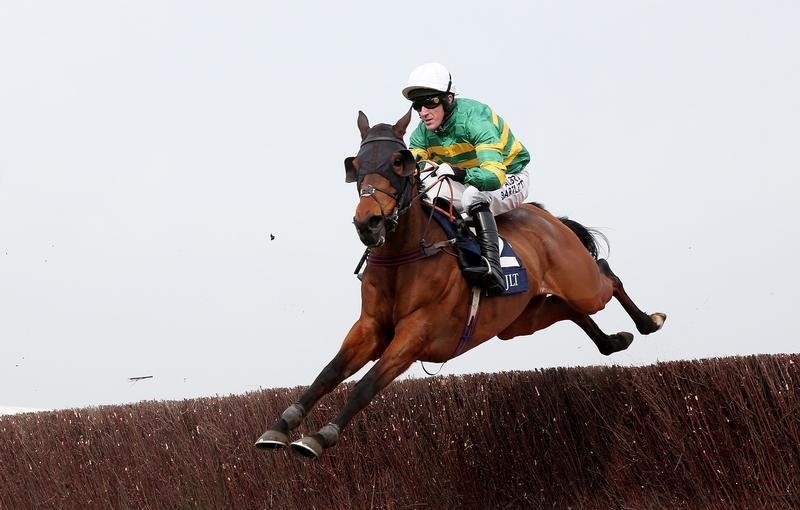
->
[[424, 202, 528, 296]]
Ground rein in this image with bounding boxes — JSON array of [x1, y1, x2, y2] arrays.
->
[[353, 161, 456, 275], [361, 177, 458, 269], [353, 136, 458, 273], [353, 172, 459, 275], [352, 205, 455, 276]]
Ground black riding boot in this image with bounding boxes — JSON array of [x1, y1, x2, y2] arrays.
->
[[464, 203, 506, 293]]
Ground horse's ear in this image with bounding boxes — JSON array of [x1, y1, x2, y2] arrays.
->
[[357, 111, 370, 140], [393, 109, 412, 139], [344, 156, 358, 183], [392, 150, 416, 178]]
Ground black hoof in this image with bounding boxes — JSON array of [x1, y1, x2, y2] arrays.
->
[[254, 430, 289, 450], [599, 332, 634, 355], [290, 436, 324, 459], [637, 312, 667, 335]]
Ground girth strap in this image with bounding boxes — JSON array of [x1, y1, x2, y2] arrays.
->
[[454, 287, 482, 357], [421, 286, 482, 376]]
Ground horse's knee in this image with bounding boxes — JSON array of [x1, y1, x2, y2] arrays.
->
[[347, 374, 380, 410]]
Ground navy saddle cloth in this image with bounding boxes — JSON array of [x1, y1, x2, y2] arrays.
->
[[424, 202, 528, 296]]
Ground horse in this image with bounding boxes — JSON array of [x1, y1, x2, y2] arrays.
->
[[255, 110, 666, 459]]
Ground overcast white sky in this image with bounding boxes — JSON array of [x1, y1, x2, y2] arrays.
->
[[1, 1, 798, 412]]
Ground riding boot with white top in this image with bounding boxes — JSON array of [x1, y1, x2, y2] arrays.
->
[[465, 202, 505, 294]]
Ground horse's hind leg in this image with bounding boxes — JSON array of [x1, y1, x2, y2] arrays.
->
[[499, 295, 633, 355], [597, 259, 666, 335], [571, 312, 634, 355]]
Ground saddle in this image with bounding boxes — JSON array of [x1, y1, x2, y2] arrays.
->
[[423, 200, 528, 296]]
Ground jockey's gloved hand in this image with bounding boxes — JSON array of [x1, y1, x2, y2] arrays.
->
[[434, 163, 467, 183]]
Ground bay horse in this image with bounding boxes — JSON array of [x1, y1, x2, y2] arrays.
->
[[255, 110, 665, 459]]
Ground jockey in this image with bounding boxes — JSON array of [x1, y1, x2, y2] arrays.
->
[[402, 62, 532, 293]]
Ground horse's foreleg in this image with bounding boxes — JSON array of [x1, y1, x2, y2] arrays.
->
[[597, 259, 666, 334], [254, 355, 355, 450], [255, 320, 385, 450], [290, 330, 421, 459]]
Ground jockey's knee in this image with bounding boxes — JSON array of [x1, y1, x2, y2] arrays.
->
[[462, 186, 490, 213]]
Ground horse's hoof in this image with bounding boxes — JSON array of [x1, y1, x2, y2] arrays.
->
[[651, 312, 666, 330], [637, 312, 667, 335], [599, 332, 633, 355], [254, 430, 289, 450], [291, 436, 324, 459]]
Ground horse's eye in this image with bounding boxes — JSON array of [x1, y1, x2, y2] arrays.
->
[[393, 157, 402, 166]]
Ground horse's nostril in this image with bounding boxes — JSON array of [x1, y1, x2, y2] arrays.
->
[[368, 216, 382, 229]]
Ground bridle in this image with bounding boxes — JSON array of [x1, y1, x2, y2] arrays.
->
[[351, 134, 456, 272], [355, 135, 417, 234]]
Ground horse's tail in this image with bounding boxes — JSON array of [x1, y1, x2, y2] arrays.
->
[[558, 217, 608, 260], [525, 202, 609, 260]]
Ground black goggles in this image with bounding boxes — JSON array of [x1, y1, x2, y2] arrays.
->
[[411, 95, 445, 112]]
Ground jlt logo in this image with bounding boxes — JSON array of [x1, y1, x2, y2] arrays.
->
[[504, 272, 519, 290]]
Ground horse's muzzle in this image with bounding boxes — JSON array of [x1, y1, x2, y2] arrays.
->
[[353, 216, 386, 248]]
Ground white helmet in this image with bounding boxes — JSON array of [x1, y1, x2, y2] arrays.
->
[[402, 62, 456, 100]]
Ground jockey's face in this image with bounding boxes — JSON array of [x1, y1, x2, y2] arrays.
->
[[418, 102, 446, 131]]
